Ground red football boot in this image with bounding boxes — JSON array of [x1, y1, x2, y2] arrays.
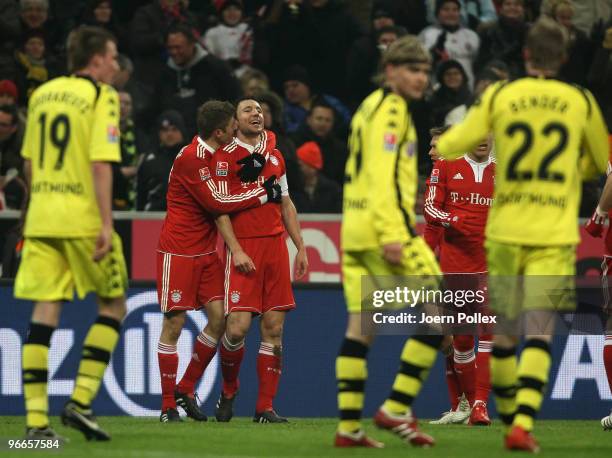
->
[[373, 407, 435, 447], [505, 426, 540, 453], [334, 430, 384, 448], [469, 401, 491, 426]]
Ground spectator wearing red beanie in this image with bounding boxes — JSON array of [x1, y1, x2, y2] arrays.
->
[[293, 141, 342, 214], [0, 80, 18, 106]]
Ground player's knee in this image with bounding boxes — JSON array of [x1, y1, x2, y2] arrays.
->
[[453, 334, 475, 352], [225, 325, 247, 344], [261, 322, 283, 341], [204, 320, 225, 341], [162, 311, 185, 341]]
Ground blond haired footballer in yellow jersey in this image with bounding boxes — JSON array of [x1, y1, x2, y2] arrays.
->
[[437, 18, 609, 452], [15, 26, 128, 441], [335, 36, 443, 448]]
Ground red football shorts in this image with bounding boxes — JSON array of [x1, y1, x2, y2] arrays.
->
[[156, 251, 224, 313], [223, 234, 295, 315]]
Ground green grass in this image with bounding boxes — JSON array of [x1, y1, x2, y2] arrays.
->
[[0, 417, 609, 457]]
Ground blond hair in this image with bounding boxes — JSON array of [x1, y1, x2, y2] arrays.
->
[[526, 17, 568, 72], [381, 35, 431, 67]]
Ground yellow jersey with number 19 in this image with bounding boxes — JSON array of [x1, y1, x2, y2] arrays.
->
[[21, 75, 121, 238], [342, 88, 420, 251], [436, 77, 609, 246]]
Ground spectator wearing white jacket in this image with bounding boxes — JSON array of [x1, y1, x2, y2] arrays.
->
[[425, 0, 498, 29], [203, 0, 252, 78], [419, 0, 480, 87]]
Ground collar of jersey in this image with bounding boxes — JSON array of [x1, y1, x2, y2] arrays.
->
[[234, 136, 258, 153], [197, 136, 215, 154], [464, 153, 492, 167]]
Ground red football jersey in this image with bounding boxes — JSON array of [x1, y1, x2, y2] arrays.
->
[[157, 136, 267, 256], [424, 155, 495, 273], [210, 131, 288, 239]]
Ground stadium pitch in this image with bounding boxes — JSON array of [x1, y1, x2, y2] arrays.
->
[[1, 417, 609, 457]]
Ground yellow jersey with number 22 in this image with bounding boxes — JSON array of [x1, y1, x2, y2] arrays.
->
[[437, 77, 608, 246]]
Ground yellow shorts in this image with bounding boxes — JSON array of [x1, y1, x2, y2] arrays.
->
[[342, 236, 441, 313], [14, 232, 128, 302], [485, 240, 576, 318]]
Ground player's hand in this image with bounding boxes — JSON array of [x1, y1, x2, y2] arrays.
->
[[447, 213, 481, 236], [295, 247, 308, 279], [262, 175, 282, 203], [382, 242, 403, 266], [237, 153, 266, 183], [93, 225, 113, 262], [233, 250, 256, 274], [585, 206, 608, 238]]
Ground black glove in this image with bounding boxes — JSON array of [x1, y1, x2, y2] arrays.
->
[[262, 175, 282, 203], [237, 153, 266, 183]]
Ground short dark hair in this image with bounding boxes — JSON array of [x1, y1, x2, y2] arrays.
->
[[0, 104, 18, 125], [526, 17, 567, 72], [309, 99, 334, 117], [197, 100, 235, 139], [166, 23, 196, 43], [233, 96, 260, 116], [67, 25, 116, 72], [429, 125, 451, 136]]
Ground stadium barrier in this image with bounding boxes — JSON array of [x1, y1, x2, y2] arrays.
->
[[0, 212, 604, 281], [0, 213, 610, 418]]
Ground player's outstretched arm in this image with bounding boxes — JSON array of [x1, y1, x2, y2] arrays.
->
[[92, 161, 114, 261], [179, 155, 267, 215], [216, 214, 255, 273], [281, 196, 308, 279], [437, 83, 498, 160]]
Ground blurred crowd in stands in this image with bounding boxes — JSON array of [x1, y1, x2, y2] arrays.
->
[[0, 0, 611, 214]]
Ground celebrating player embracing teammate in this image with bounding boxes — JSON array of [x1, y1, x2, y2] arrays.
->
[[210, 98, 308, 423], [155, 101, 282, 422]]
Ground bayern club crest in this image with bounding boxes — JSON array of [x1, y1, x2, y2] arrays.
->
[[270, 155, 279, 166], [170, 290, 182, 304], [231, 290, 241, 304]]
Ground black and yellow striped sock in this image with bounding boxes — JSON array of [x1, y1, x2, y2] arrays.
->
[[336, 338, 369, 433], [491, 345, 518, 427], [513, 339, 551, 432], [382, 334, 442, 415], [23, 323, 54, 429], [71, 316, 121, 408]]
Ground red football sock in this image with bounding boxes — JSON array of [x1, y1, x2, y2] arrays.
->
[[220, 334, 244, 398], [177, 331, 218, 396], [604, 334, 612, 395], [475, 337, 492, 403], [256, 342, 282, 413], [453, 335, 476, 406], [445, 355, 461, 410], [157, 341, 178, 411]]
